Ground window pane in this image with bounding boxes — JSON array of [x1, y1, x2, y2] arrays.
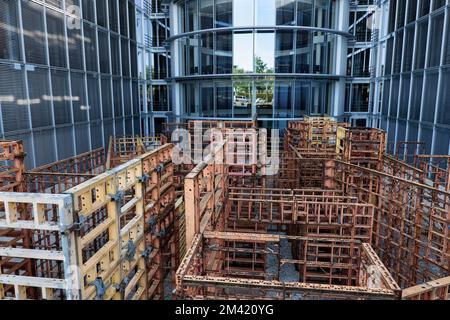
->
[[96, 0, 108, 27], [0, 64, 29, 132], [82, 0, 95, 23], [101, 76, 113, 119], [415, 20, 428, 69], [51, 70, 71, 125], [275, 31, 293, 73], [233, 80, 252, 117], [201, 33, 214, 74], [275, 82, 292, 117], [428, 13, 444, 68], [87, 74, 101, 120], [422, 71, 438, 123], [255, 31, 275, 73], [256, 80, 274, 118], [46, 9, 66, 67], [216, 0, 232, 28], [71, 72, 88, 122], [111, 34, 120, 75], [409, 72, 423, 121], [22, 1, 46, 65], [233, 32, 253, 73], [294, 80, 310, 116], [108, 0, 118, 32], [0, 1, 21, 61], [28, 68, 52, 128], [84, 22, 98, 72], [216, 82, 232, 117], [276, 0, 295, 26], [98, 30, 110, 73], [200, 0, 213, 29], [296, 31, 311, 73], [437, 68, 450, 125], [113, 78, 122, 117], [216, 32, 232, 74], [256, 0, 275, 26], [187, 0, 198, 32], [233, 0, 253, 27], [200, 83, 214, 116], [314, 0, 330, 28], [297, 0, 312, 26]]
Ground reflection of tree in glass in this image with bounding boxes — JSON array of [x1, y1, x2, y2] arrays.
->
[[232, 56, 274, 74], [255, 56, 274, 74]]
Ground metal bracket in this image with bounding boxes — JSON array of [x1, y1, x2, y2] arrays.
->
[[88, 277, 111, 300], [157, 229, 166, 238], [138, 174, 150, 183], [62, 214, 87, 234], [141, 245, 154, 258], [108, 190, 124, 202], [147, 215, 157, 227], [115, 276, 129, 294], [126, 240, 136, 262]]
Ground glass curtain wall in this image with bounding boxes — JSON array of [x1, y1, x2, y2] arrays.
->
[[173, 0, 344, 120], [0, 0, 140, 167]]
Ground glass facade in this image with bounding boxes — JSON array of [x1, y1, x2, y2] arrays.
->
[[0, 0, 140, 168], [370, 0, 450, 156], [169, 0, 347, 121]]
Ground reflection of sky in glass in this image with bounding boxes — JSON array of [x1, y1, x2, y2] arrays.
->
[[256, 0, 275, 26], [256, 32, 275, 71], [233, 33, 253, 72], [233, 0, 254, 26]]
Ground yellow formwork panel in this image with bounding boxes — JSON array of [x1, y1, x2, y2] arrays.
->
[[0, 144, 176, 300], [336, 126, 347, 157], [66, 157, 147, 300]]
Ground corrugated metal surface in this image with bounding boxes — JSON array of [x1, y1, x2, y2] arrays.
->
[[103, 120, 113, 144], [71, 72, 88, 122], [101, 76, 113, 119], [34, 129, 56, 166], [123, 79, 132, 116], [51, 70, 72, 125], [114, 119, 124, 136], [90, 121, 103, 148], [56, 126, 75, 160], [0, 0, 21, 61], [28, 67, 52, 128], [22, 1, 46, 65], [75, 124, 90, 153], [87, 74, 101, 120], [0, 63, 30, 132], [46, 8, 66, 67], [113, 78, 122, 117], [125, 118, 132, 135]]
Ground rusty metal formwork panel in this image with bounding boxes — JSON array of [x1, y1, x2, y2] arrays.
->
[[336, 127, 387, 169], [0, 141, 178, 300], [176, 232, 400, 300], [140, 144, 176, 299], [184, 140, 228, 248], [0, 140, 25, 192], [65, 158, 148, 300], [107, 136, 166, 169], [0, 140, 32, 285], [285, 118, 349, 157], [324, 159, 450, 289], [25, 148, 106, 194], [414, 155, 450, 191], [0, 193, 79, 300], [225, 187, 373, 243], [402, 276, 450, 300]]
